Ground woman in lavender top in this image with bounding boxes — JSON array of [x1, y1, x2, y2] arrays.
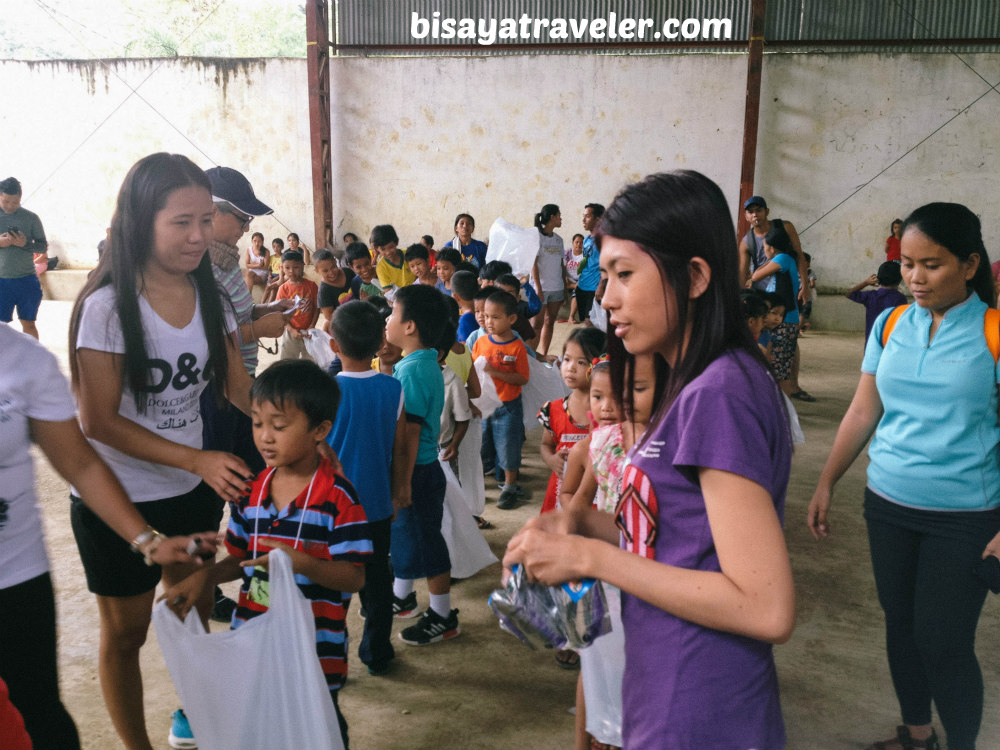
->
[[505, 171, 795, 750]]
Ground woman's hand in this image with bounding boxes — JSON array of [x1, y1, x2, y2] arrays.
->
[[983, 529, 1000, 559], [807, 484, 833, 539], [149, 532, 219, 567], [504, 527, 592, 586], [502, 511, 578, 582], [192, 450, 251, 502], [252, 312, 288, 339]]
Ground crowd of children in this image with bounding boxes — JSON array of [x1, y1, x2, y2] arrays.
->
[[24, 153, 973, 750]]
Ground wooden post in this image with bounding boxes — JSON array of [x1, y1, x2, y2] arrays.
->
[[737, 0, 766, 241], [306, 0, 333, 254]]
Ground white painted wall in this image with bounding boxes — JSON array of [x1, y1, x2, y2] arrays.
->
[[2, 52, 998, 305]]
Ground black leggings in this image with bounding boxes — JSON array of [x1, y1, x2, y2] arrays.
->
[[865, 489, 1000, 750], [0, 573, 80, 750]]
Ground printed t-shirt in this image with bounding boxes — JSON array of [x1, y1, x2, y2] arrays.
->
[[327, 370, 403, 524], [537, 397, 589, 513], [393, 348, 444, 466], [318, 267, 358, 313], [443, 238, 488, 269], [577, 235, 601, 292], [617, 348, 791, 750], [75, 286, 233, 502], [226, 458, 372, 692], [564, 249, 583, 284], [375, 256, 415, 290], [276, 279, 319, 330], [0, 324, 77, 589], [862, 293, 1000, 511], [472, 334, 529, 402], [536, 231, 566, 293], [268, 255, 282, 275]]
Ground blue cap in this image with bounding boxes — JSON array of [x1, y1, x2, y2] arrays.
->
[[743, 195, 767, 210], [205, 167, 273, 217]]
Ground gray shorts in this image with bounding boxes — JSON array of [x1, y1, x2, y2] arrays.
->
[[542, 289, 565, 304]]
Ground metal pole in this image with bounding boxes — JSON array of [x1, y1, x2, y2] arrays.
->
[[306, 0, 334, 254], [737, 0, 766, 241]]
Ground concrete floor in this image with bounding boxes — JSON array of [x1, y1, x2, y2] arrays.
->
[[25, 301, 1000, 749]]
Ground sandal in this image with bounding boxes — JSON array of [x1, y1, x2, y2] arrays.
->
[[867, 725, 940, 750], [475, 515, 494, 530], [789, 390, 817, 402], [554, 648, 580, 670]]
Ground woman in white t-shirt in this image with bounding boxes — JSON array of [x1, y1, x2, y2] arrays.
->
[[530, 203, 566, 356], [0, 324, 218, 750], [68, 153, 253, 750]]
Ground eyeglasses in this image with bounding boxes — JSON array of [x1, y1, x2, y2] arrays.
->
[[218, 202, 253, 230]]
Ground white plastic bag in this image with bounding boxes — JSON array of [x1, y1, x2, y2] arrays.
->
[[456, 417, 486, 515], [486, 218, 540, 278], [589, 300, 607, 332], [470, 357, 503, 419], [579, 584, 624, 747], [439, 458, 498, 579], [782, 392, 806, 445], [520, 358, 569, 433], [302, 328, 336, 370], [152, 550, 344, 750]]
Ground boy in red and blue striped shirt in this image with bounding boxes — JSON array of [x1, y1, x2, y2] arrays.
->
[[164, 360, 371, 748]]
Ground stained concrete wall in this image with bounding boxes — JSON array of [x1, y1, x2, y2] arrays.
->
[[2, 52, 998, 330]]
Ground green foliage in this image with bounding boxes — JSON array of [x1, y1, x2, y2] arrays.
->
[[3, 0, 309, 60]]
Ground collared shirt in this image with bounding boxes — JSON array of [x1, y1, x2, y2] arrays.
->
[[863, 293, 1000, 510], [226, 458, 372, 692]]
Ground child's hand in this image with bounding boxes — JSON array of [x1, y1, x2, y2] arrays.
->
[[469, 403, 482, 419], [158, 567, 212, 621], [393, 485, 412, 511], [290, 328, 305, 339], [867, 274, 879, 287], [440, 443, 458, 462], [241, 540, 310, 574]]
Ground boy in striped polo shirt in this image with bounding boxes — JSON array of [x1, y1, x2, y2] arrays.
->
[[165, 360, 371, 748]]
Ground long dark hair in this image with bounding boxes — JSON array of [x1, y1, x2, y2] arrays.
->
[[902, 202, 995, 306], [69, 153, 231, 412], [596, 171, 770, 419]]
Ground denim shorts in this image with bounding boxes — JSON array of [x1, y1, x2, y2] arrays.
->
[[485, 396, 523, 472], [390, 462, 450, 580], [0, 274, 43, 322]]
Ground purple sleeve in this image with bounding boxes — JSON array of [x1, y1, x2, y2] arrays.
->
[[669, 383, 784, 495], [848, 289, 871, 304]]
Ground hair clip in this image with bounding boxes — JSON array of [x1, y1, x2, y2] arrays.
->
[[587, 354, 609, 378]]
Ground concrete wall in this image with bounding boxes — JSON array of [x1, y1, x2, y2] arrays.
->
[[2, 52, 998, 330]]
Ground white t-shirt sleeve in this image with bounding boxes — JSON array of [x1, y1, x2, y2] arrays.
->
[[76, 287, 126, 353]]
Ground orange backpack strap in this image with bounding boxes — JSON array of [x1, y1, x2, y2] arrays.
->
[[984, 308, 1000, 363], [880, 304, 910, 349]]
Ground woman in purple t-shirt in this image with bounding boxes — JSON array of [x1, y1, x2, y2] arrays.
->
[[505, 171, 795, 750]]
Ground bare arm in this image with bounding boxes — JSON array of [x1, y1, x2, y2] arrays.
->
[[224, 333, 253, 416], [507, 469, 796, 644], [784, 221, 809, 303], [750, 260, 780, 283], [392, 418, 419, 510], [846, 275, 879, 297], [30, 418, 218, 563], [738, 238, 751, 287], [76, 348, 251, 502], [807, 373, 882, 538], [465, 360, 482, 400], [561, 438, 596, 511], [539, 427, 563, 475], [532, 260, 542, 298]]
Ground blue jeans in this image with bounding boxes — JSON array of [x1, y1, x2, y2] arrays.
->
[[481, 396, 523, 481]]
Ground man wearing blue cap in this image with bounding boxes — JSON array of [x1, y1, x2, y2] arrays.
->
[[739, 195, 808, 295]]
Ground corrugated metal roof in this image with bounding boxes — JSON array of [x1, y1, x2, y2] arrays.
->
[[333, 0, 1000, 55]]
